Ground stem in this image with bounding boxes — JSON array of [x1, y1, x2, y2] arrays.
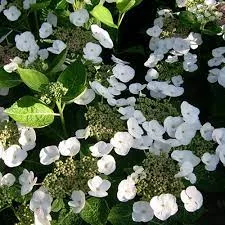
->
[[56, 101, 68, 138], [117, 12, 125, 28]]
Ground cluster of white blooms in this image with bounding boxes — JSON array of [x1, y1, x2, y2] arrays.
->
[[39, 136, 80, 165], [207, 47, 225, 87]]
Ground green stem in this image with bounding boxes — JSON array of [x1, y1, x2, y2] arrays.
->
[[117, 12, 125, 28], [56, 101, 68, 138]]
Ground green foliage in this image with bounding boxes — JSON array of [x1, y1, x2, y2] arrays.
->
[[0, 68, 21, 88], [107, 202, 135, 225], [178, 11, 200, 30], [91, 4, 118, 28], [17, 68, 49, 92], [116, 0, 143, 13], [57, 61, 87, 102], [80, 197, 110, 225], [47, 49, 68, 74], [5, 96, 55, 128], [52, 198, 65, 212]]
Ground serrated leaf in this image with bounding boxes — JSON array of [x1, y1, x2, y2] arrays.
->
[[17, 68, 49, 92], [91, 5, 118, 29], [5, 96, 54, 128], [80, 198, 109, 225], [0, 68, 21, 88], [47, 48, 68, 74], [116, 0, 136, 13], [52, 198, 65, 212], [57, 61, 86, 102], [108, 203, 135, 225]]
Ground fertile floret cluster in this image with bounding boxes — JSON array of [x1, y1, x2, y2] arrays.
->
[[136, 153, 185, 201], [15, 205, 34, 225], [85, 102, 126, 140], [0, 120, 20, 148], [54, 27, 94, 55], [43, 156, 98, 198], [135, 97, 179, 122], [39, 81, 68, 105]]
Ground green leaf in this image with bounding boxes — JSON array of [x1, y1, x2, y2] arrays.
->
[[178, 11, 200, 29], [202, 22, 222, 35], [80, 198, 110, 225], [57, 61, 86, 102], [116, 0, 136, 13], [91, 5, 118, 29], [31, 0, 51, 10], [47, 48, 68, 74], [0, 68, 21, 88], [108, 203, 135, 225], [5, 96, 54, 128], [52, 198, 65, 212], [17, 68, 49, 92]]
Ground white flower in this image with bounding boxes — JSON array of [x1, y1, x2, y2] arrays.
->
[[2, 145, 27, 167], [132, 135, 153, 150], [39, 22, 53, 39], [127, 117, 144, 138], [164, 116, 183, 138], [0, 0, 7, 13], [118, 106, 135, 120], [117, 177, 136, 202], [15, 31, 37, 52], [201, 152, 219, 171], [39, 146, 60, 165], [112, 64, 135, 83], [175, 122, 197, 145], [200, 122, 214, 141], [19, 169, 37, 195], [74, 88, 95, 105], [176, 0, 186, 7], [149, 140, 171, 155], [70, 9, 89, 27], [58, 137, 80, 156], [110, 132, 134, 156], [145, 68, 159, 82], [174, 161, 194, 178], [144, 53, 161, 68], [186, 32, 202, 49], [3, 56, 22, 73], [0, 107, 8, 121], [91, 24, 113, 48], [34, 213, 51, 225], [0, 88, 9, 96], [146, 25, 162, 37], [212, 47, 225, 57], [0, 173, 16, 187], [129, 83, 146, 95], [38, 49, 49, 60], [216, 144, 225, 165], [89, 141, 113, 157], [97, 155, 116, 175], [142, 120, 165, 140], [47, 40, 66, 54], [30, 188, 53, 219], [180, 186, 203, 212], [107, 77, 127, 91], [171, 150, 200, 167], [132, 201, 154, 222], [150, 194, 178, 221], [83, 42, 102, 63], [88, 176, 111, 197], [23, 0, 36, 9], [183, 61, 198, 72], [173, 38, 190, 55], [111, 55, 129, 64], [184, 52, 197, 64], [47, 12, 57, 27], [212, 128, 225, 145], [68, 190, 85, 213], [171, 75, 184, 87], [18, 127, 36, 151], [181, 101, 200, 124], [66, 0, 74, 3], [3, 6, 21, 21], [205, 0, 216, 5], [90, 81, 113, 99], [75, 127, 90, 139]]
